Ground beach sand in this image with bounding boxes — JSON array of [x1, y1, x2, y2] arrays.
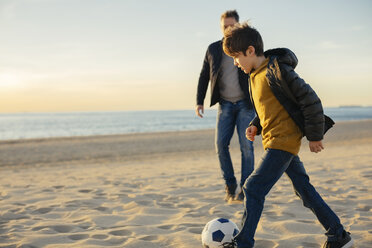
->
[[0, 120, 371, 247]]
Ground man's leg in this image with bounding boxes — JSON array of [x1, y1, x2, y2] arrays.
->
[[285, 156, 345, 239], [236, 100, 255, 189], [235, 149, 294, 248], [216, 100, 237, 199]]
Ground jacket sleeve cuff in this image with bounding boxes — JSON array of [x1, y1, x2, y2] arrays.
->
[[250, 116, 262, 135]]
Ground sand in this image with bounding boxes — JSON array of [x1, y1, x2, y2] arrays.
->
[[0, 120, 371, 247]]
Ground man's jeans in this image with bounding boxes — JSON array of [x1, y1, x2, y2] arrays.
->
[[215, 99, 255, 188], [235, 149, 345, 248]]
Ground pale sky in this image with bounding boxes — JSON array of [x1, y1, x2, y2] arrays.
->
[[1, 0, 371, 113]]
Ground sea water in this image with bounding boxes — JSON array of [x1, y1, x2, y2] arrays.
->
[[0, 107, 371, 140]]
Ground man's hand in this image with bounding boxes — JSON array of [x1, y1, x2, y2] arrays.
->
[[309, 140, 324, 153], [246, 126, 257, 141], [195, 105, 204, 118]]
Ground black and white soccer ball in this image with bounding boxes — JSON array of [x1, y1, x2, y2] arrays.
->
[[201, 218, 239, 248]]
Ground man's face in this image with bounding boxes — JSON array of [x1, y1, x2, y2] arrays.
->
[[233, 49, 254, 74], [220, 17, 237, 36]]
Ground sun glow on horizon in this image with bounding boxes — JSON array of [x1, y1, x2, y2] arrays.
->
[[0, 72, 23, 87], [0, 0, 371, 113]]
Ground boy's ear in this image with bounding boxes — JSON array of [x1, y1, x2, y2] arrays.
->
[[247, 46, 255, 56]]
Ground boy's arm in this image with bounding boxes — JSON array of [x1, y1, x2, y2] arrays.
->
[[280, 64, 324, 141]]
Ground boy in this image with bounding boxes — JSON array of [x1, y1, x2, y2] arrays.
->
[[221, 23, 353, 248]]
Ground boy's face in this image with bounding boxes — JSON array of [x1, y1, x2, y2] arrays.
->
[[220, 17, 237, 37], [233, 47, 255, 74]]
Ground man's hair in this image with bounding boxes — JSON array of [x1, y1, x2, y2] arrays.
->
[[220, 10, 239, 22], [223, 22, 264, 57]]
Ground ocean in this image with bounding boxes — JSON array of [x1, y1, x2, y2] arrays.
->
[[1, 107, 372, 141]]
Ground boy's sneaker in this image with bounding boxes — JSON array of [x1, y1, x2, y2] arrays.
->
[[224, 184, 237, 202], [221, 240, 237, 247], [322, 231, 353, 248]]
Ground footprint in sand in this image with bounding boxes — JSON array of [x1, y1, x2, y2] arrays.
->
[[78, 224, 92, 230], [254, 239, 277, 248], [156, 202, 176, 208], [136, 200, 153, 206], [181, 223, 203, 228], [301, 241, 319, 247], [32, 207, 53, 214], [107, 237, 128, 245], [15, 244, 38, 248], [32, 225, 47, 231], [1, 212, 29, 220], [92, 234, 109, 240], [264, 211, 280, 220], [143, 193, 167, 200], [53, 185, 64, 189], [41, 188, 54, 193], [139, 235, 158, 241], [177, 203, 194, 208], [95, 191, 107, 195], [296, 219, 316, 224], [109, 229, 132, 237], [356, 205, 371, 212], [78, 189, 93, 193], [282, 211, 296, 218], [184, 212, 204, 218], [51, 225, 74, 233], [68, 234, 89, 240], [157, 224, 173, 230], [188, 227, 203, 234], [94, 206, 109, 212]]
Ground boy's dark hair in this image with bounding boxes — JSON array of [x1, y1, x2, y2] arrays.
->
[[223, 22, 264, 57], [220, 10, 239, 22]]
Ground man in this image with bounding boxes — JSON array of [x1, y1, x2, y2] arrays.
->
[[195, 10, 255, 202]]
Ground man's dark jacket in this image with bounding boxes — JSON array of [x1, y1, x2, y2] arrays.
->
[[196, 40, 252, 107], [249, 48, 334, 141]]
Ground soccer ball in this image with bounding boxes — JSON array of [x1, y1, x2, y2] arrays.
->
[[201, 218, 239, 248]]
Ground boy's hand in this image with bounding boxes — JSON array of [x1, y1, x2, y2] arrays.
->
[[246, 126, 257, 141], [309, 141, 324, 153], [195, 105, 204, 118]]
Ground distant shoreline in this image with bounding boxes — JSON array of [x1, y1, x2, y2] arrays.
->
[[0, 118, 371, 144], [1, 107, 371, 141], [0, 105, 372, 115]]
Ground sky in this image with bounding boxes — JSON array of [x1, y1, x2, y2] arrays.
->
[[1, 0, 372, 113]]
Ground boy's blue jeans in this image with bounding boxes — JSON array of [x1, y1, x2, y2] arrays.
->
[[235, 149, 344, 248], [215, 99, 255, 188]]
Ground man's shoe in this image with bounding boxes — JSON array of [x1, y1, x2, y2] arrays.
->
[[224, 184, 237, 202], [234, 190, 244, 202], [322, 231, 353, 248]]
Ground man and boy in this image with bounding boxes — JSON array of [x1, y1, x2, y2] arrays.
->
[[196, 10, 255, 202], [219, 22, 353, 248]]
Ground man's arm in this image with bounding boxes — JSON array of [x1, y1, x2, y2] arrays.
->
[[196, 50, 210, 106], [195, 105, 204, 118], [195, 49, 211, 118]]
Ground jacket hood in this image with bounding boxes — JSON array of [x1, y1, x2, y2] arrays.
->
[[264, 48, 298, 69]]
